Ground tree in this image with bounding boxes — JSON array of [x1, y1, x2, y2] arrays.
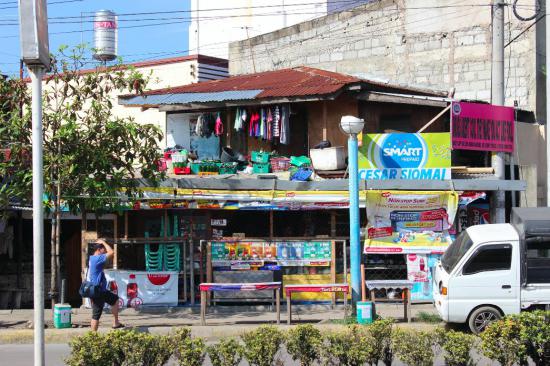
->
[[0, 45, 164, 307]]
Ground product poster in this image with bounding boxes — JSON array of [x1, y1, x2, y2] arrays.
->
[[104, 270, 178, 308], [358, 133, 451, 180], [407, 254, 440, 301], [211, 241, 331, 266], [364, 190, 459, 254]]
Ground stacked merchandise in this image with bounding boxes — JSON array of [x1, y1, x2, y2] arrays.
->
[[234, 105, 290, 145], [251, 151, 271, 174], [171, 150, 190, 175], [144, 218, 181, 272]]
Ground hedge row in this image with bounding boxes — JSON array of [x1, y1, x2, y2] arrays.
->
[[66, 310, 550, 366]]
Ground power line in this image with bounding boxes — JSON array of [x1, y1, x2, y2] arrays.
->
[[0, 0, 83, 10]]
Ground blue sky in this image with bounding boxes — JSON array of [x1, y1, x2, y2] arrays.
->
[[0, 0, 190, 76]]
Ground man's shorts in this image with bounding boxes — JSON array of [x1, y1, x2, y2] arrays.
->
[[91, 290, 119, 320]]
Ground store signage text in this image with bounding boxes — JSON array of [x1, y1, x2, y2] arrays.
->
[[359, 133, 451, 180], [451, 101, 515, 152]]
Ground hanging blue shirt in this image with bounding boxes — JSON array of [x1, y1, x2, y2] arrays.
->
[[88, 254, 107, 291]]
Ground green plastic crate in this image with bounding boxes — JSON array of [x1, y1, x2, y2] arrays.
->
[[219, 162, 238, 175], [253, 162, 271, 174], [251, 151, 270, 164], [190, 162, 201, 174]]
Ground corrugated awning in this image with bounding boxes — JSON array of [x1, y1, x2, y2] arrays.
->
[[119, 89, 263, 107]]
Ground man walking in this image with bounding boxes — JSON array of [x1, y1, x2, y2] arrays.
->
[[88, 239, 124, 331]]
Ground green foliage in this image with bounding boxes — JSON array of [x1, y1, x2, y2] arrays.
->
[[368, 318, 395, 366], [322, 325, 376, 366], [65, 331, 115, 366], [285, 324, 323, 366], [393, 329, 437, 366], [207, 338, 243, 366], [110, 330, 174, 366], [0, 44, 164, 214], [240, 325, 285, 366], [512, 310, 550, 366], [480, 317, 527, 366], [435, 328, 476, 366], [66, 330, 173, 366], [416, 311, 443, 323], [172, 327, 206, 366]]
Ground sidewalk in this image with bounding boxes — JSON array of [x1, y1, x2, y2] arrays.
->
[[0, 303, 441, 344]]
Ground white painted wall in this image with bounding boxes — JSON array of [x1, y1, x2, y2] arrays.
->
[[188, 0, 327, 59]]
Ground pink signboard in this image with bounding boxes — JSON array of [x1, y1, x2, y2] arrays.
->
[[451, 101, 515, 152]]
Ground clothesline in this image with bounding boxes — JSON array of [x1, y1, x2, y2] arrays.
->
[[235, 104, 290, 145]]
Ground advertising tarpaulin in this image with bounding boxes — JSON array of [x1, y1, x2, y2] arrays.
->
[[451, 101, 515, 152], [104, 270, 178, 308], [211, 241, 331, 267], [359, 133, 451, 180], [407, 254, 440, 301], [364, 190, 459, 254]]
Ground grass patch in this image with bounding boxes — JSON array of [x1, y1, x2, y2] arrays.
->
[[330, 315, 358, 325], [415, 311, 442, 323]]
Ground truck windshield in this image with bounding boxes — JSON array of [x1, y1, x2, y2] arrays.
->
[[441, 231, 473, 273]]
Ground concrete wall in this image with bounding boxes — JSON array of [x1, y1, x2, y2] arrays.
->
[[229, 0, 538, 112], [189, 0, 327, 59], [516, 122, 547, 206]]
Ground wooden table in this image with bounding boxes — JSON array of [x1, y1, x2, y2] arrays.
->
[[199, 282, 281, 325], [365, 280, 414, 323], [284, 283, 349, 324]]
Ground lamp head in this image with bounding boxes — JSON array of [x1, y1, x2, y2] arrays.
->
[[340, 115, 365, 135]]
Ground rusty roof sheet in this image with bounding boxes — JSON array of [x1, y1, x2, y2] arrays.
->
[[134, 66, 361, 100]]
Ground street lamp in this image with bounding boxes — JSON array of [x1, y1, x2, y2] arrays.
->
[[19, 1, 49, 365], [340, 115, 365, 309]]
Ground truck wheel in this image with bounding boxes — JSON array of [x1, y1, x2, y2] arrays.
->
[[468, 306, 501, 334]]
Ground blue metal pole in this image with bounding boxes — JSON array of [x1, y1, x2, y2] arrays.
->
[[348, 134, 361, 306]]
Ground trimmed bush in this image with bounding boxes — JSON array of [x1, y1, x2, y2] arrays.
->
[[393, 329, 437, 366], [241, 325, 285, 366], [172, 327, 206, 366], [207, 338, 243, 366], [480, 317, 527, 366], [322, 325, 376, 366], [436, 328, 476, 366], [367, 319, 395, 366], [513, 311, 550, 366], [107, 330, 174, 366], [65, 331, 115, 366], [286, 324, 323, 366]]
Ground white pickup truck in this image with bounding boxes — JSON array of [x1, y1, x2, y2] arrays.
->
[[433, 207, 550, 333]]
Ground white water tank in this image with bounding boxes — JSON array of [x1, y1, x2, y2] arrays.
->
[[93, 10, 117, 62]]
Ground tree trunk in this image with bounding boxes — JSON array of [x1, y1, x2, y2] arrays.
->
[[55, 183, 61, 303], [50, 200, 58, 310]]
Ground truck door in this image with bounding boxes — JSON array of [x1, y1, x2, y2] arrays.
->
[[448, 243, 519, 322]]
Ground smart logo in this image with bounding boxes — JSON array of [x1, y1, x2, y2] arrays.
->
[[379, 134, 427, 169], [359, 133, 451, 181]]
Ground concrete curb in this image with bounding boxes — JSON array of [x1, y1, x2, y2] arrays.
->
[[0, 322, 441, 344]]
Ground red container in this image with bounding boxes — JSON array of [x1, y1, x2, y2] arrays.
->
[[173, 166, 191, 175], [156, 158, 167, 172], [270, 157, 290, 172]]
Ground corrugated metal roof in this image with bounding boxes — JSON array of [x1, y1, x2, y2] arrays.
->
[[121, 67, 361, 101], [120, 90, 262, 106]]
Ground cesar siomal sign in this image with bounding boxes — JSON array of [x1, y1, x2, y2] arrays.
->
[[358, 133, 451, 180]]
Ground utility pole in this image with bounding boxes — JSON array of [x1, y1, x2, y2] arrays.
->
[[491, 0, 506, 223], [546, 0, 550, 206]]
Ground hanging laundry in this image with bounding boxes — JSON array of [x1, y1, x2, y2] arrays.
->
[[273, 106, 281, 138], [249, 112, 260, 137], [195, 114, 203, 136], [260, 108, 266, 139], [234, 108, 242, 131], [215, 112, 224, 136], [267, 108, 273, 141], [280, 104, 290, 145]]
